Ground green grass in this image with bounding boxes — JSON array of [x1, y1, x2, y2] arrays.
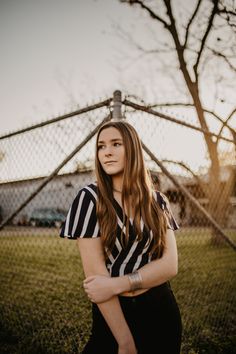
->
[[0, 227, 235, 354]]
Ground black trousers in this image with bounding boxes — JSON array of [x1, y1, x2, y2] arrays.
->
[[82, 282, 182, 354]]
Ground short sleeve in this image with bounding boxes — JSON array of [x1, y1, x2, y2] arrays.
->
[[60, 184, 100, 239], [155, 191, 179, 231]]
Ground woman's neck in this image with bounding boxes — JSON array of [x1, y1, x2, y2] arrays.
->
[[113, 187, 122, 193], [112, 175, 123, 193]]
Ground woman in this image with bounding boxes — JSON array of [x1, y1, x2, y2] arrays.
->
[[60, 120, 182, 354]]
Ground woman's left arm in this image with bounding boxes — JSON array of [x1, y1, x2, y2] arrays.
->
[[134, 228, 178, 289], [84, 229, 178, 301]]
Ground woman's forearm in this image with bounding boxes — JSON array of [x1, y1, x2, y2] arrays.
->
[[114, 255, 177, 295], [97, 296, 136, 352], [82, 230, 178, 302], [77, 238, 136, 352]]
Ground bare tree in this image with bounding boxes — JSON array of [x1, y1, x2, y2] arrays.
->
[[119, 0, 236, 242]]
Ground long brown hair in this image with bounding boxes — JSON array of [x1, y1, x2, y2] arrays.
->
[[95, 120, 167, 259]]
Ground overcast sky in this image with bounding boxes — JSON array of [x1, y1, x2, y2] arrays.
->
[[0, 0, 140, 135], [1, 0, 235, 134], [0, 0, 235, 180]]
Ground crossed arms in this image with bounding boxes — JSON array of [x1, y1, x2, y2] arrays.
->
[[77, 229, 178, 354]]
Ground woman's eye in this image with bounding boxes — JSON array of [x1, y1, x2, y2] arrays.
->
[[98, 145, 105, 150], [114, 142, 121, 147]]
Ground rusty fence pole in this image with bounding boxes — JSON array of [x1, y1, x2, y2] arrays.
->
[[112, 90, 122, 120]]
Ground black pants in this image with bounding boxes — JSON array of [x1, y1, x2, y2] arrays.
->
[[82, 282, 182, 354]]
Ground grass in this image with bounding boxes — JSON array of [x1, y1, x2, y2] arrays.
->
[[0, 227, 235, 353]]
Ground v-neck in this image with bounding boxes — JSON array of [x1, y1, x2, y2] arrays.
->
[[112, 197, 134, 223]]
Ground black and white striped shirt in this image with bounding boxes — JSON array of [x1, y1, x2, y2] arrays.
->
[[60, 183, 179, 276]]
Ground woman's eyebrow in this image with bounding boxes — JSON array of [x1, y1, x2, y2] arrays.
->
[[98, 138, 123, 144]]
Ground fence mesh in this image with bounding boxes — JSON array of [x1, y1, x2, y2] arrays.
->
[[0, 92, 235, 354]]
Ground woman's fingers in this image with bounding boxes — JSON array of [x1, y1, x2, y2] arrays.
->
[[83, 275, 95, 284]]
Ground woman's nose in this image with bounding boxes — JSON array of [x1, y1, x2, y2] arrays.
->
[[104, 146, 112, 156], [105, 150, 112, 157]]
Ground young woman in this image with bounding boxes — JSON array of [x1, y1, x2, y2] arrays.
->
[[60, 120, 182, 354]]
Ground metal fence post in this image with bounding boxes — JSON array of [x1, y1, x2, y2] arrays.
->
[[112, 90, 122, 120]]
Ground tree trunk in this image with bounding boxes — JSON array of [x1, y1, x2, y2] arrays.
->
[[186, 82, 230, 243]]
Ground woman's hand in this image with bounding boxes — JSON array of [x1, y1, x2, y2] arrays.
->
[[83, 274, 116, 303]]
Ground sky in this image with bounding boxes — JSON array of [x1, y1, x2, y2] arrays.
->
[[0, 0, 136, 134], [0, 0, 235, 181]]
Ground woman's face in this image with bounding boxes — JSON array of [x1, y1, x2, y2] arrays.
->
[[97, 127, 125, 177]]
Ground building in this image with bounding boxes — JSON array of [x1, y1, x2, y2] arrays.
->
[[0, 166, 235, 228]]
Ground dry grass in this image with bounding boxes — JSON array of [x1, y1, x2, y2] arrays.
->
[[0, 226, 235, 353]]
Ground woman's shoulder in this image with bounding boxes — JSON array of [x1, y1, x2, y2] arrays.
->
[[60, 181, 100, 239], [77, 182, 98, 202]]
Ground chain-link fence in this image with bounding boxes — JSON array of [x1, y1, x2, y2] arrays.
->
[[0, 91, 235, 353]]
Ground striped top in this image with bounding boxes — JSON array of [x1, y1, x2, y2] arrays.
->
[[60, 183, 179, 277]]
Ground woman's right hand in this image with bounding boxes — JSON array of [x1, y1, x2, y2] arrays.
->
[[83, 274, 116, 303]]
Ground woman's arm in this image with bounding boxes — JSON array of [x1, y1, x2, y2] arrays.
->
[[77, 238, 137, 354], [84, 229, 178, 300], [130, 228, 178, 289]]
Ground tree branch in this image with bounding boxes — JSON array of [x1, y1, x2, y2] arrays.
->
[[219, 10, 236, 17], [119, 0, 170, 28], [193, 0, 219, 77], [217, 3, 236, 30], [162, 159, 208, 196], [184, 0, 203, 48], [208, 47, 236, 72], [217, 108, 236, 144]]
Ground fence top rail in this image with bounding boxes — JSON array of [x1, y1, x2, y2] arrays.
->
[[123, 99, 235, 145], [0, 114, 111, 231], [0, 98, 112, 141]]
